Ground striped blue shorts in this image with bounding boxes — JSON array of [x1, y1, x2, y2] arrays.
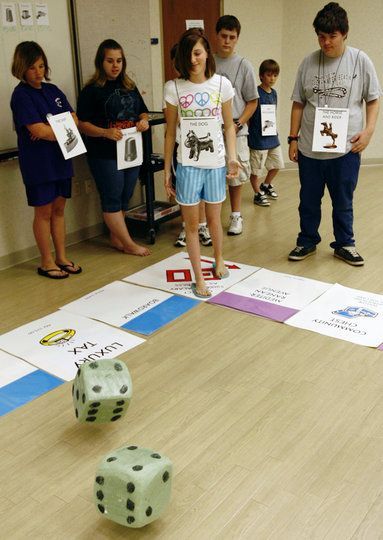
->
[[175, 164, 226, 206]]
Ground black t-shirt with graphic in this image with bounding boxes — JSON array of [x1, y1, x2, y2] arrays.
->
[[77, 79, 148, 159]]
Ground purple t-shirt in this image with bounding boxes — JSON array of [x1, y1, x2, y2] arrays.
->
[[11, 82, 74, 185]]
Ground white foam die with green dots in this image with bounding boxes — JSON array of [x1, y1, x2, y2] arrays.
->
[[72, 358, 132, 423], [94, 445, 173, 528]]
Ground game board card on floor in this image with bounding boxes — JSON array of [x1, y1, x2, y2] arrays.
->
[[285, 283, 383, 347], [60, 281, 199, 335], [123, 252, 259, 300], [0, 311, 145, 381], [0, 350, 63, 416], [209, 268, 331, 321]]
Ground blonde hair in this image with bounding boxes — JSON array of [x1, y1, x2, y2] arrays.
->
[[11, 41, 50, 82]]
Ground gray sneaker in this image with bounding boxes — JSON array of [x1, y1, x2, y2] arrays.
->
[[198, 224, 212, 246], [174, 228, 186, 247]]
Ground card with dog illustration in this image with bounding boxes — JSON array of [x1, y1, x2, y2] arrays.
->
[[180, 117, 221, 168], [312, 107, 349, 153]]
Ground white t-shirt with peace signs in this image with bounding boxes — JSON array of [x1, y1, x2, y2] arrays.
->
[[164, 74, 234, 167]]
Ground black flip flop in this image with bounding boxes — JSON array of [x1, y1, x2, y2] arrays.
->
[[56, 261, 82, 274], [37, 267, 69, 279]]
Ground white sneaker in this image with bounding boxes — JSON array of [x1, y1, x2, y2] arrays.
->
[[198, 224, 212, 246], [228, 215, 243, 236], [174, 228, 186, 247]]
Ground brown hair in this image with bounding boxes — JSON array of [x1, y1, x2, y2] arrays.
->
[[85, 39, 135, 89], [259, 59, 280, 78], [11, 41, 50, 82], [313, 2, 349, 35], [175, 28, 215, 80]]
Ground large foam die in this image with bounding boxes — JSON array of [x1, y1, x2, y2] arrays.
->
[[94, 445, 173, 528], [72, 358, 132, 423]]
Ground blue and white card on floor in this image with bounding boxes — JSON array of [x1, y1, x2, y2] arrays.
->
[[0, 311, 145, 381], [0, 350, 63, 416], [60, 281, 199, 335]]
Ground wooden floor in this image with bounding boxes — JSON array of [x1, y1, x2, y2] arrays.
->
[[2, 165, 383, 539]]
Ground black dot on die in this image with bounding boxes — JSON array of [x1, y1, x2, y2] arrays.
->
[[82, 393, 85, 403], [127, 446, 137, 450], [127, 482, 135, 493], [91, 402, 101, 407], [88, 409, 98, 415], [75, 408, 78, 418], [127, 516, 135, 524], [89, 362, 98, 369], [95, 476, 104, 485], [146, 506, 152, 517], [76, 389, 79, 400], [151, 453, 161, 459], [113, 407, 123, 414], [93, 385, 102, 393], [107, 457, 117, 462], [114, 362, 123, 371], [126, 499, 135, 511], [132, 465, 143, 471], [120, 385, 128, 394], [96, 490, 104, 501], [97, 504, 105, 513], [116, 400, 125, 406], [163, 471, 170, 482], [86, 416, 97, 422], [110, 415, 121, 422]]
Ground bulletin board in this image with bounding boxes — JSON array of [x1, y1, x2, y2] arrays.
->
[[0, 0, 78, 154]]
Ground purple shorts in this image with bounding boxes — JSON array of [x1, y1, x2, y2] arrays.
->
[[25, 178, 72, 207]]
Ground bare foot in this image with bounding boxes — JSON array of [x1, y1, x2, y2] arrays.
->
[[123, 242, 151, 256], [110, 240, 124, 252], [214, 259, 229, 279]]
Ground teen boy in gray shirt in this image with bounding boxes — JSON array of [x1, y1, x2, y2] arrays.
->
[[215, 15, 258, 236]]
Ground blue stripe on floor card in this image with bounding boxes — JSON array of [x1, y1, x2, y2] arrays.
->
[[0, 370, 63, 416], [121, 295, 200, 335]]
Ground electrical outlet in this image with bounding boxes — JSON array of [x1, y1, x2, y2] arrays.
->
[[84, 179, 93, 194], [72, 180, 81, 197]]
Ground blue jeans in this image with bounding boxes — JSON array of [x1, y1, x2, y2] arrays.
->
[[87, 157, 140, 212], [297, 151, 361, 249]]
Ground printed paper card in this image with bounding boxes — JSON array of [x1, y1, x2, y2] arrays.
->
[[0, 350, 63, 416], [180, 117, 221, 167], [123, 252, 259, 301], [261, 105, 277, 136], [285, 283, 383, 347], [19, 2, 33, 25], [2, 3, 16, 26], [0, 311, 145, 381], [117, 128, 143, 170], [312, 107, 349, 153], [60, 281, 199, 335], [209, 268, 331, 322], [35, 2, 48, 25], [47, 111, 86, 159]]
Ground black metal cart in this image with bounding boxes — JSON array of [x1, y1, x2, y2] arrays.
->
[[125, 112, 180, 244]]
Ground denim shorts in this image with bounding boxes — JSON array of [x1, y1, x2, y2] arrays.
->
[[87, 157, 140, 212], [25, 178, 71, 207], [175, 164, 226, 206]]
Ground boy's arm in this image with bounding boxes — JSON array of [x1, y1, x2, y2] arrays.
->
[[288, 101, 304, 162], [350, 98, 380, 153], [236, 99, 258, 131]]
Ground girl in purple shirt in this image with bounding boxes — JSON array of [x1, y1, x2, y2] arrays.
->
[[11, 41, 81, 279]]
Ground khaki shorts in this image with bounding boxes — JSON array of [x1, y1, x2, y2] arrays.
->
[[250, 145, 285, 177], [226, 135, 251, 187]]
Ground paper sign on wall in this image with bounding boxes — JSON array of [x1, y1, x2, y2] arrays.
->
[[19, 2, 32, 25], [47, 111, 87, 160], [116, 127, 143, 170], [2, 3, 16, 26]]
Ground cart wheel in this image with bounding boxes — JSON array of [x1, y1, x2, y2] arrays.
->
[[148, 229, 156, 244]]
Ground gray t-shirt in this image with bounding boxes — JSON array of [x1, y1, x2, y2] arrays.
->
[[291, 46, 382, 159], [215, 53, 258, 136]]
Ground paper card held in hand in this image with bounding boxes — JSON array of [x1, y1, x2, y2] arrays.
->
[[312, 107, 349, 153], [261, 104, 277, 136], [47, 111, 87, 159], [117, 128, 143, 170]]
